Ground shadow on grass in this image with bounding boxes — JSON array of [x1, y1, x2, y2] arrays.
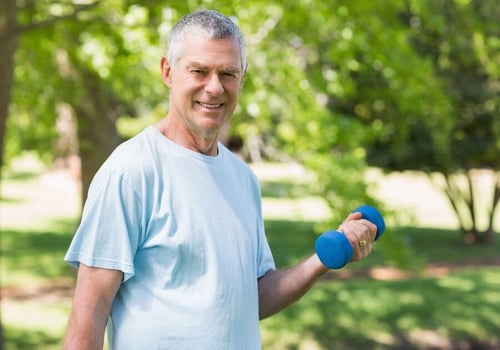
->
[[262, 220, 500, 349], [2, 170, 41, 182], [4, 325, 62, 350], [264, 219, 318, 267], [262, 267, 500, 349], [260, 179, 313, 199], [1, 218, 78, 286], [3, 214, 499, 349], [265, 220, 500, 269]]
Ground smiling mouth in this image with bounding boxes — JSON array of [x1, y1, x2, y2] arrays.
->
[[197, 102, 223, 109]]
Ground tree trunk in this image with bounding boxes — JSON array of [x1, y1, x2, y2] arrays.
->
[[0, 4, 19, 349], [437, 171, 498, 245], [74, 68, 121, 208], [0, 1, 20, 181], [463, 229, 495, 245], [487, 171, 500, 233]]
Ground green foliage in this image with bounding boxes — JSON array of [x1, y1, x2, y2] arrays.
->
[[6, 0, 498, 253], [368, 0, 499, 173], [8, 24, 60, 164], [7, 1, 166, 166]]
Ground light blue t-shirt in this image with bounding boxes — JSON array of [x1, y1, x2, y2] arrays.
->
[[65, 126, 275, 349]]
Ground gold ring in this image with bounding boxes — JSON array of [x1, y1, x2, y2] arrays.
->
[[359, 240, 367, 248]]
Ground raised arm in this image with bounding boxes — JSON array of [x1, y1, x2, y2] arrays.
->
[[63, 263, 123, 350], [258, 213, 377, 319], [258, 253, 327, 319]]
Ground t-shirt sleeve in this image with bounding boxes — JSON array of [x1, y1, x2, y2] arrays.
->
[[64, 167, 143, 282], [253, 177, 275, 277]]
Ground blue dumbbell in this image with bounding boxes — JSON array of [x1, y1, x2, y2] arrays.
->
[[314, 205, 386, 269]]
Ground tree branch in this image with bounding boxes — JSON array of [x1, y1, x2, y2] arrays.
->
[[446, 176, 466, 231], [465, 170, 476, 230], [16, 2, 100, 36], [427, 171, 467, 232], [487, 171, 500, 232]]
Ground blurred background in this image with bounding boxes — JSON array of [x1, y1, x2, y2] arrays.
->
[[1, 0, 499, 349]]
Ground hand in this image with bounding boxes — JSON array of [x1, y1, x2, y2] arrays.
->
[[337, 211, 377, 262]]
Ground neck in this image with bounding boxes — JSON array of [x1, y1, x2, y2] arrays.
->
[[156, 117, 219, 156]]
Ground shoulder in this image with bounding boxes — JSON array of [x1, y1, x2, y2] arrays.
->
[[105, 126, 170, 172], [107, 127, 156, 166], [92, 127, 163, 189], [219, 143, 252, 170], [219, 143, 260, 186]]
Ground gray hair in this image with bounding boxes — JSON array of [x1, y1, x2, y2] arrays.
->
[[166, 10, 247, 71]]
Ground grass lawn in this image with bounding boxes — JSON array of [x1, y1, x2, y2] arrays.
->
[[1, 159, 499, 349], [261, 219, 500, 349]]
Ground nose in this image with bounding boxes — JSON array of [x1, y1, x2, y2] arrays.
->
[[205, 73, 224, 96]]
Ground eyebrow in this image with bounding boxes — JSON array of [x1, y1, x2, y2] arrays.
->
[[187, 61, 242, 74]]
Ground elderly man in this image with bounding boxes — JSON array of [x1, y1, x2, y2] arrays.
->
[[63, 9, 376, 349]]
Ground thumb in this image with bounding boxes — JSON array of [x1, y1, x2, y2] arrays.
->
[[337, 211, 362, 231], [344, 211, 362, 223]]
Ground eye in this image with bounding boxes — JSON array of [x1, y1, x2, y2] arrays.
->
[[191, 69, 206, 75], [222, 72, 238, 79]]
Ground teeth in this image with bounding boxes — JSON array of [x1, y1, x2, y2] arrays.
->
[[199, 102, 222, 108]]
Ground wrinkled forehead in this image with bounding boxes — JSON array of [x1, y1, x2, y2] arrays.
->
[[178, 33, 243, 70], [171, 31, 244, 69]]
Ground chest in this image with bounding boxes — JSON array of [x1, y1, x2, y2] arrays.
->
[[137, 160, 261, 283]]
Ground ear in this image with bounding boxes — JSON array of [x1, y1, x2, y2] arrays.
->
[[160, 56, 173, 87], [240, 64, 248, 91]]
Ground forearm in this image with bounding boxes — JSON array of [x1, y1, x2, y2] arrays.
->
[[258, 254, 328, 319], [63, 264, 122, 350], [63, 307, 108, 350]]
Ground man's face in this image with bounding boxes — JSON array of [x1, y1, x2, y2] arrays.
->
[[162, 33, 245, 138]]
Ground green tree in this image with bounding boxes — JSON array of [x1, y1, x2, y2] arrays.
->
[[259, 0, 498, 243], [6, 0, 376, 218], [5, 0, 429, 263], [5, 0, 418, 266], [0, 0, 97, 180], [252, 0, 429, 265], [1, 3, 98, 347], [367, 0, 499, 243], [6, 1, 168, 205]]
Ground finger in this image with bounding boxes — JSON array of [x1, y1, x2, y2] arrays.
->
[[344, 212, 361, 224], [357, 219, 377, 241], [340, 221, 373, 261], [352, 239, 373, 261], [338, 212, 361, 231], [344, 219, 377, 242]]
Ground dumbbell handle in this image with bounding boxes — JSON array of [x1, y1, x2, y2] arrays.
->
[[314, 205, 386, 269]]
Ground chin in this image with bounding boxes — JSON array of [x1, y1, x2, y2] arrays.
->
[[199, 115, 228, 129]]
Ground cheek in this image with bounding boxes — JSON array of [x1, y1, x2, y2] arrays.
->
[[227, 83, 243, 99], [171, 83, 196, 101]]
